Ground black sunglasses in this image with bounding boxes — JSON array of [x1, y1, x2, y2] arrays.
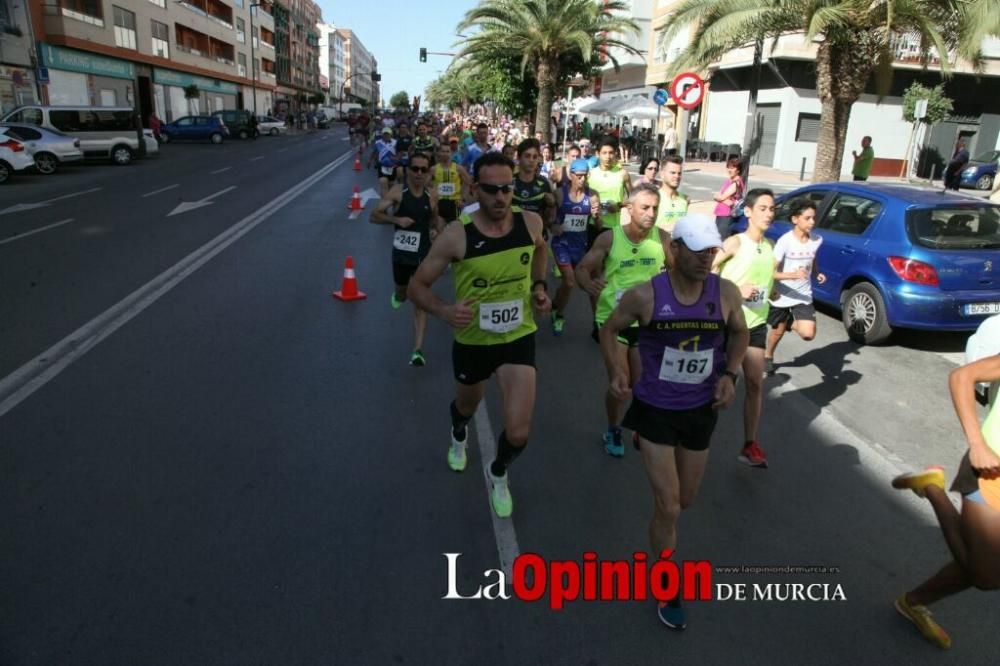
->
[[478, 182, 515, 194], [409, 166, 429, 173]]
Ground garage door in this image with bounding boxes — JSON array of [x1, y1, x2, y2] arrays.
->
[[754, 104, 781, 167]]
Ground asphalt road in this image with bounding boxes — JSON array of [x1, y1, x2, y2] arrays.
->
[[1, 130, 995, 664]]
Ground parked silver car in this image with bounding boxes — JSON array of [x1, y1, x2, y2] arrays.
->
[[0, 123, 84, 175], [257, 115, 288, 136]]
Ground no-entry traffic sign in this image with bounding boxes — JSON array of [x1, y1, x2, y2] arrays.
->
[[669, 72, 705, 110]]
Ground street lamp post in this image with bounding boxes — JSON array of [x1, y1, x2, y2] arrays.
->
[[249, 3, 260, 116], [339, 70, 367, 118]]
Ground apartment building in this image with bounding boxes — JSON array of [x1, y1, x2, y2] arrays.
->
[[27, 0, 325, 123], [316, 22, 344, 104], [272, 0, 320, 112], [647, 0, 1000, 176], [336, 28, 376, 106], [594, 0, 653, 104], [0, 0, 41, 114]]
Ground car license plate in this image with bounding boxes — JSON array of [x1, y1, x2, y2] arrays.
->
[[963, 302, 1000, 316]]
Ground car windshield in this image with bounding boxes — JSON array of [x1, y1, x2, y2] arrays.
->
[[907, 205, 1000, 250], [971, 150, 1000, 164]]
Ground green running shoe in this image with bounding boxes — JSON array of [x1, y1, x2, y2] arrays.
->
[[552, 314, 565, 336], [390, 293, 403, 310], [488, 469, 513, 518], [409, 350, 426, 367], [447, 432, 468, 472]]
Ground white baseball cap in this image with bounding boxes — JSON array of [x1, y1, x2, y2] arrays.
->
[[672, 214, 723, 251]]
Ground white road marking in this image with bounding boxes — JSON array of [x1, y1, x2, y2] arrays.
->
[[167, 186, 237, 217], [277, 148, 289, 153], [249, 156, 264, 162], [0, 148, 357, 419], [0, 187, 102, 215], [210, 167, 232, 174], [141, 184, 180, 198], [0, 218, 74, 246], [474, 402, 520, 579]]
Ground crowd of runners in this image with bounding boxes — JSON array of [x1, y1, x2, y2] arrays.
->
[[357, 108, 1000, 644]]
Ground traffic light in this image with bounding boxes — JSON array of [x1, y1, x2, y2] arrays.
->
[[419, 47, 427, 63]]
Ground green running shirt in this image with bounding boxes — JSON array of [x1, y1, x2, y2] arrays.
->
[[453, 209, 537, 345], [596, 222, 665, 325], [719, 234, 775, 328], [589, 165, 627, 228]]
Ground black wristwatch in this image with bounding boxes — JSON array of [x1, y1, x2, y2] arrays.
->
[[722, 370, 740, 385]]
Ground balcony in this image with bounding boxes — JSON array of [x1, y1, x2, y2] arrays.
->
[[260, 27, 275, 50], [176, 24, 235, 67], [42, 1, 107, 39], [178, 0, 235, 29]]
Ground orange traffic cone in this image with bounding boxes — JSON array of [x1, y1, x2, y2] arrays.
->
[[347, 186, 363, 211], [332, 256, 367, 301], [353, 151, 362, 171]]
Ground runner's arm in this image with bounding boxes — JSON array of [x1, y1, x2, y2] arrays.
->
[[590, 192, 603, 229], [523, 211, 552, 314], [658, 228, 674, 270], [599, 282, 653, 388], [622, 168, 633, 196], [429, 190, 445, 236], [369, 186, 402, 225], [949, 356, 1000, 475], [720, 278, 749, 376], [408, 222, 470, 327], [575, 231, 612, 297], [711, 235, 741, 274]]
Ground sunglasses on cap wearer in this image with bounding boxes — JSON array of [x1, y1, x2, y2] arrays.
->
[[478, 182, 515, 195], [675, 238, 719, 257]]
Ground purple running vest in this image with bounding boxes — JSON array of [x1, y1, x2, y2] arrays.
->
[[633, 272, 727, 410]]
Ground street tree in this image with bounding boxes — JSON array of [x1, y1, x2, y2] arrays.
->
[[901, 82, 953, 125], [457, 0, 641, 141], [390, 91, 411, 110], [657, 0, 1000, 182]]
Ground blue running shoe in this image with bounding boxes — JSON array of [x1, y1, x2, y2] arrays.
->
[[658, 601, 686, 630], [603, 429, 624, 458]]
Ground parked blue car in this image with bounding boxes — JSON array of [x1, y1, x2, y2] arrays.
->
[[958, 149, 999, 190], [764, 183, 1000, 344], [160, 116, 230, 144]]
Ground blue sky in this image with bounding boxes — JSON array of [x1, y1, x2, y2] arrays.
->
[[316, 1, 477, 104]]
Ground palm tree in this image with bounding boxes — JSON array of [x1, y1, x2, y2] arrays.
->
[[658, 0, 1000, 182], [458, 0, 641, 141]]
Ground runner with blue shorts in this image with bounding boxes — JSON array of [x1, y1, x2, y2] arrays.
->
[[550, 159, 600, 336]]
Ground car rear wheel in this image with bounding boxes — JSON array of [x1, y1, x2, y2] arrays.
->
[[210, 133, 224, 144], [842, 282, 892, 345], [160, 133, 171, 143], [111, 144, 133, 165], [34, 152, 59, 175], [238, 129, 249, 139], [0, 160, 10, 184], [270, 127, 279, 136], [976, 173, 994, 191]]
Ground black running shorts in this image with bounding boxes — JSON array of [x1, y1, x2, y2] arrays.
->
[[767, 302, 816, 329], [452, 333, 536, 385], [748, 322, 768, 349], [623, 398, 718, 452]]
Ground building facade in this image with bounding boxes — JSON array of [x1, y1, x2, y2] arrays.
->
[[336, 28, 375, 105], [647, 1, 1000, 176], [272, 0, 320, 114], [28, 0, 294, 122], [0, 0, 42, 115], [316, 22, 344, 104]]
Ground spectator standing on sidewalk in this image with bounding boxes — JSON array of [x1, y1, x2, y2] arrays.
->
[[944, 140, 970, 191], [851, 136, 875, 181], [148, 111, 162, 143], [663, 124, 679, 157], [991, 174, 1000, 204], [712, 158, 744, 239]]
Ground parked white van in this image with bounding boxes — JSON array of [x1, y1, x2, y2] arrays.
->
[[0, 106, 158, 165]]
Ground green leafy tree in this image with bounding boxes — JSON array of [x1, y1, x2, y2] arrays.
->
[[458, 0, 641, 140], [389, 90, 411, 110], [901, 82, 953, 125], [658, 0, 1000, 182]]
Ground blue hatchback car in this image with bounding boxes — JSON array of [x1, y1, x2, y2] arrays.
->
[[160, 115, 229, 144], [764, 183, 1000, 344], [958, 150, 999, 191]]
